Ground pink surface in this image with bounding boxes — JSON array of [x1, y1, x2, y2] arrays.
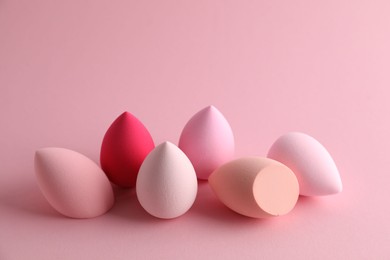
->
[[0, 0, 389, 259]]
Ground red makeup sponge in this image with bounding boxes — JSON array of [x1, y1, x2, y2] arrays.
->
[[100, 112, 155, 188]]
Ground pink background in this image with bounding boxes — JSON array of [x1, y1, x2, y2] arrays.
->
[[1, 0, 389, 259]]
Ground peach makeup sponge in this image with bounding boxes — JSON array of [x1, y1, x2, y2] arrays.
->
[[209, 157, 299, 218], [136, 142, 198, 219], [100, 112, 155, 188], [179, 106, 234, 180], [34, 147, 114, 218], [268, 132, 342, 196]]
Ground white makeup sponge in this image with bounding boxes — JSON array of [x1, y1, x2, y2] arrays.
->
[[136, 142, 198, 219]]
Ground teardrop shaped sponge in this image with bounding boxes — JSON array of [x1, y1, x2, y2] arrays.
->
[[179, 106, 235, 180], [100, 112, 155, 188]]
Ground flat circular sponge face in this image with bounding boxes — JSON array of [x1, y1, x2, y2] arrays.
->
[[253, 164, 300, 216]]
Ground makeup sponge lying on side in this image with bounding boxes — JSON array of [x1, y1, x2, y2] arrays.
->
[[35, 147, 114, 218], [209, 157, 299, 218], [268, 132, 342, 196]]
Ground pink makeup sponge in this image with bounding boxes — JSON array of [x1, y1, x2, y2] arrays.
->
[[136, 142, 198, 219], [100, 112, 155, 188], [209, 157, 299, 218], [268, 132, 342, 196], [179, 106, 235, 180], [34, 147, 114, 218]]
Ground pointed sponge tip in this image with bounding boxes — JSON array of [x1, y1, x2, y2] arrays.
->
[[209, 157, 299, 218]]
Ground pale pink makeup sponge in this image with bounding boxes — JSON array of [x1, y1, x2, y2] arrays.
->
[[267, 132, 342, 196], [100, 112, 155, 188], [136, 142, 198, 219], [209, 157, 299, 218], [34, 147, 114, 218], [179, 106, 235, 180]]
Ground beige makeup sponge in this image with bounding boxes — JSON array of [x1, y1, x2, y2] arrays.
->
[[209, 157, 299, 218]]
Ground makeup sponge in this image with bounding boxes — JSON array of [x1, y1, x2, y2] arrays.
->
[[179, 106, 234, 180], [100, 112, 155, 188], [209, 157, 299, 218], [268, 132, 342, 196], [34, 147, 114, 218], [136, 142, 198, 219]]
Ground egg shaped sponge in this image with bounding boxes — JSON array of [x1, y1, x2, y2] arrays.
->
[[136, 142, 198, 219]]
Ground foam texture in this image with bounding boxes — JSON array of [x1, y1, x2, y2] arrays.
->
[[136, 142, 198, 219]]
